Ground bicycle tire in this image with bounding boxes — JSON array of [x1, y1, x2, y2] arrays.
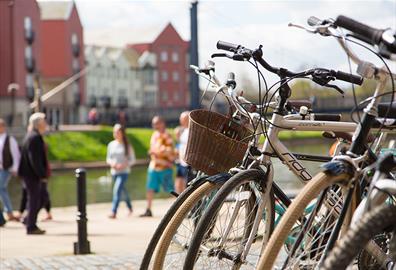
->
[[321, 203, 396, 270], [257, 171, 350, 270], [140, 176, 208, 270], [184, 169, 275, 270], [152, 181, 221, 269]]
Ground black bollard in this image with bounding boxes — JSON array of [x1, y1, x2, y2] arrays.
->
[[73, 168, 91, 254]]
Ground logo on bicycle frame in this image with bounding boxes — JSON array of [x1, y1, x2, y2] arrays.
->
[[281, 153, 312, 181]]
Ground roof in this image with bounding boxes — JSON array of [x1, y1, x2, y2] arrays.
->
[[84, 45, 140, 68], [138, 51, 156, 68], [127, 23, 188, 55], [38, 0, 74, 20], [127, 43, 151, 55], [124, 48, 140, 68], [153, 23, 186, 44]]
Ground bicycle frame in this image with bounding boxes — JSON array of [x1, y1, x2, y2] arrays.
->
[[219, 109, 359, 262]]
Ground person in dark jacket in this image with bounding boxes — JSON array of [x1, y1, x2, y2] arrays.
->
[[18, 112, 49, 235]]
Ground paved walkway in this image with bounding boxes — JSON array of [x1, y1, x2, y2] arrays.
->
[[0, 198, 174, 269]]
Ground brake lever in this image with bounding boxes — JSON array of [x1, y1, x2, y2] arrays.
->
[[211, 53, 232, 59], [288, 21, 333, 36], [324, 83, 345, 96]]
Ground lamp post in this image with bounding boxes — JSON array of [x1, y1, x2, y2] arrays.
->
[[24, 16, 37, 116]]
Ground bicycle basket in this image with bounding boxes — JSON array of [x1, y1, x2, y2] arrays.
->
[[184, 109, 252, 175]]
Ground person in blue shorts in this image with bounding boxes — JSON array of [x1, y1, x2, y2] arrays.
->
[[140, 116, 175, 217]]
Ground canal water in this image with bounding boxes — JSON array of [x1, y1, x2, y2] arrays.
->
[[7, 142, 332, 208]]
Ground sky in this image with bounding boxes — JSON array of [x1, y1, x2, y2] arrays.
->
[[45, 0, 396, 99]]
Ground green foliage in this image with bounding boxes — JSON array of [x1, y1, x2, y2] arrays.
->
[[45, 126, 322, 162], [45, 127, 154, 162]]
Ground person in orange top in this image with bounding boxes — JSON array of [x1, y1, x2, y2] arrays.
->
[[140, 116, 175, 217]]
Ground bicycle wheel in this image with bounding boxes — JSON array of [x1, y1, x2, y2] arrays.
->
[[184, 169, 275, 270], [257, 171, 351, 270], [140, 175, 210, 270], [321, 203, 396, 270], [152, 181, 222, 269]]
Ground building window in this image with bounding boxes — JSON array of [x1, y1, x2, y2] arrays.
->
[[162, 91, 168, 101], [145, 69, 155, 84], [174, 91, 180, 101], [160, 51, 168, 62], [172, 71, 179, 82], [162, 71, 168, 81], [172, 52, 179, 63]]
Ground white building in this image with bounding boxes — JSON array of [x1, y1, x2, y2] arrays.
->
[[85, 45, 144, 110]]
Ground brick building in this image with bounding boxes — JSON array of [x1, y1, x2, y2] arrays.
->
[[129, 23, 190, 110], [38, 0, 85, 124], [0, 0, 41, 126]]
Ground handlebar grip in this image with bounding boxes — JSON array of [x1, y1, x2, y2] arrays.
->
[[217, 40, 240, 52], [307, 16, 322, 26], [335, 70, 364, 85], [335, 15, 384, 46]]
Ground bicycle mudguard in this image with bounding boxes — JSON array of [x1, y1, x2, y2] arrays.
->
[[187, 174, 210, 188], [321, 160, 355, 176], [206, 173, 232, 184]]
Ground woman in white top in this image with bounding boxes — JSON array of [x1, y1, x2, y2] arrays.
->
[[106, 124, 136, 218]]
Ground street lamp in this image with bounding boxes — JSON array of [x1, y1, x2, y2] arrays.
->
[[7, 83, 19, 126]]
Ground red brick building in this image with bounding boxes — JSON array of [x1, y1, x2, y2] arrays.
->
[[0, 0, 41, 126], [38, 0, 85, 124], [129, 23, 189, 109]]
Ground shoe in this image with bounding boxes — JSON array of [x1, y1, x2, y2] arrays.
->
[[127, 209, 133, 217], [139, 209, 152, 217], [8, 216, 20, 222], [27, 227, 46, 235], [7, 213, 20, 222], [108, 213, 116, 219]]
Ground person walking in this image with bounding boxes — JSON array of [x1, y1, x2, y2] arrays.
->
[[18, 185, 52, 221], [18, 113, 49, 235], [106, 124, 135, 219], [0, 118, 20, 222], [174, 111, 190, 194], [140, 116, 175, 217]]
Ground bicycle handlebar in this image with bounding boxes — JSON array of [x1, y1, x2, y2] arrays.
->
[[335, 70, 363, 85], [215, 40, 363, 86], [216, 41, 241, 52], [335, 15, 385, 47]]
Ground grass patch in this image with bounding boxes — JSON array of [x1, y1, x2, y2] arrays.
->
[[45, 127, 154, 162], [45, 127, 323, 162]]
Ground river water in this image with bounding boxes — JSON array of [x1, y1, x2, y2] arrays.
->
[[7, 142, 332, 208]]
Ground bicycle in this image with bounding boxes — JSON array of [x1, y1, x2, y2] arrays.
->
[[256, 15, 396, 270], [146, 57, 364, 269], [321, 151, 396, 270], [178, 41, 371, 269]]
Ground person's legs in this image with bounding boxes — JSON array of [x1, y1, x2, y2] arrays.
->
[[19, 187, 27, 215], [140, 169, 159, 217], [24, 179, 44, 234], [0, 170, 14, 218], [0, 210, 5, 226], [120, 173, 132, 212], [40, 182, 52, 221], [175, 165, 188, 194], [110, 174, 123, 217], [161, 168, 175, 194]]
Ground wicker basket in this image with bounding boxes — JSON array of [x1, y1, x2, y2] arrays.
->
[[184, 109, 252, 176]]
